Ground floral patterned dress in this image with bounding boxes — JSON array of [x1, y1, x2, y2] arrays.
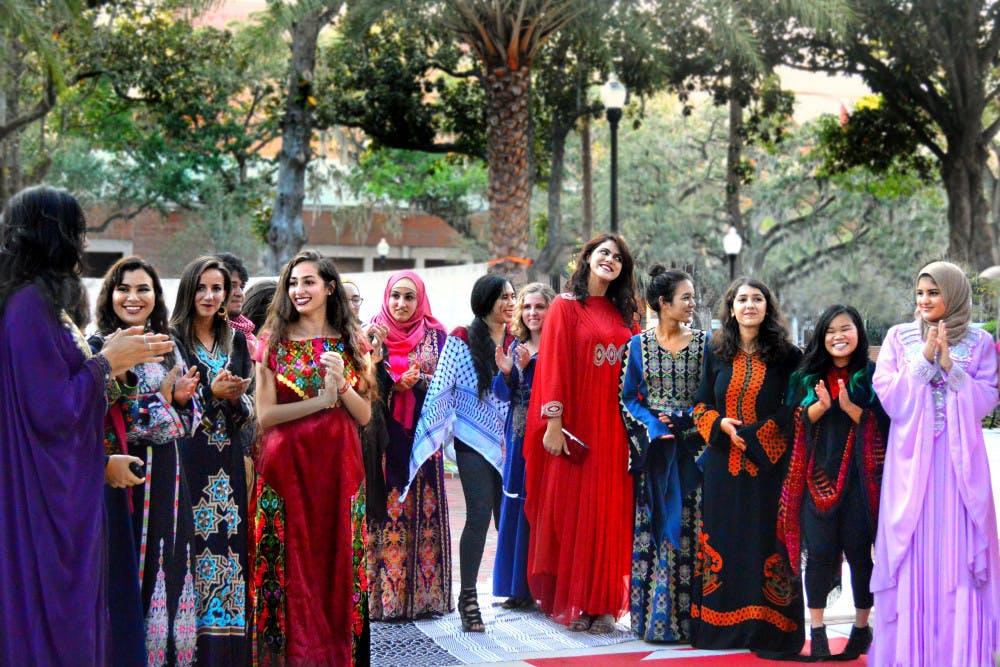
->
[[367, 327, 451, 620], [253, 337, 368, 666]]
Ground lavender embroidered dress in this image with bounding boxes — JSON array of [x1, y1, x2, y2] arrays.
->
[[872, 323, 1000, 666]]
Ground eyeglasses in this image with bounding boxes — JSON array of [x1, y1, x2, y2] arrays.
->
[[349, 296, 364, 306]]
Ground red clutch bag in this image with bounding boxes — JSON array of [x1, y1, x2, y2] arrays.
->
[[562, 428, 589, 465]]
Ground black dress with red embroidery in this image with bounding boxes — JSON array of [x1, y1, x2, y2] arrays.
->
[[690, 344, 804, 654], [776, 360, 888, 615]]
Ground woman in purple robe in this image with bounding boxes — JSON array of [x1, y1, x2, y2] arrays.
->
[[0, 186, 171, 666], [872, 260, 1000, 666]]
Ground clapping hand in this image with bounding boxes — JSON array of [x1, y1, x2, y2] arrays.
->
[[922, 320, 953, 372], [102, 326, 174, 377], [514, 344, 532, 371], [172, 366, 200, 406], [495, 343, 515, 376], [211, 369, 251, 401], [814, 379, 832, 411], [394, 363, 420, 391]]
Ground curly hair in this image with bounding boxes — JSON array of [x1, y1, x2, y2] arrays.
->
[[710, 276, 794, 364], [0, 186, 89, 326], [644, 263, 693, 316], [169, 256, 233, 356], [510, 282, 556, 341], [467, 274, 512, 399], [94, 256, 175, 367], [261, 251, 369, 396], [566, 233, 638, 326], [789, 304, 871, 406]]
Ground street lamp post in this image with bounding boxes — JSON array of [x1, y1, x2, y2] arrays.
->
[[376, 237, 390, 271], [600, 74, 627, 234], [723, 226, 743, 281]]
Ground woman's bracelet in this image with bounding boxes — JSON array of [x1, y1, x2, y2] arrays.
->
[[338, 381, 350, 395]]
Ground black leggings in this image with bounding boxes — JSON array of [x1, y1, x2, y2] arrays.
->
[[455, 440, 502, 590], [801, 476, 875, 610]]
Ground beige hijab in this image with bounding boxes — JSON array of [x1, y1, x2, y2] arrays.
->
[[915, 260, 971, 346]]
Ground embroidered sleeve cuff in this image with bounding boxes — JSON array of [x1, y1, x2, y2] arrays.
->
[[910, 355, 939, 384], [541, 401, 563, 418], [945, 363, 966, 392]]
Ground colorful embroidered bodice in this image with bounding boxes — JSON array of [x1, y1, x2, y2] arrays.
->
[[271, 337, 359, 404]]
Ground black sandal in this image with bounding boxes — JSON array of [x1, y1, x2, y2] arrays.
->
[[458, 588, 485, 632]]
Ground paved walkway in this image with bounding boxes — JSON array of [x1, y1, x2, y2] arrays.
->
[[375, 429, 1000, 665]]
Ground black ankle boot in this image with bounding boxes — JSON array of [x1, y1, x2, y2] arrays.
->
[[810, 625, 831, 659], [841, 624, 872, 659]]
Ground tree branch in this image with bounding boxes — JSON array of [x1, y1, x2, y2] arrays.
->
[[85, 199, 160, 234]]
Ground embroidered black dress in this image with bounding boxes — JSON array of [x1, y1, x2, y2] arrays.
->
[[690, 345, 803, 653]]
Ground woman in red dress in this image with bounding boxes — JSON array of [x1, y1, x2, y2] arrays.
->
[[253, 251, 372, 666], [523, 233, 638, 634]]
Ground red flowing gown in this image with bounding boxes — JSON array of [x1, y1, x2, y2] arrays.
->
[[523, 294, 634, 624], [253, 337, 367, 666]]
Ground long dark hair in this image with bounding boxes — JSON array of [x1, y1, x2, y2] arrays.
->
[[468, 274, 511, 399], [243, 279, 277, 334], [262, 251, 369, 393], [0, 185, 89, 326], [790, 304, 871, 405], [95, 255, 175, 367], [169, 255, 233, 356], [566, 233, 638, 326], [645, 264, 692, 316], [710, 276, 794, 364]]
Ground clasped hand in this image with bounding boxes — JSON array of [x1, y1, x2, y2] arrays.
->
[[320, 351, 348, 401], [210, 369, 251, 401], [923, 320, 953, 373]]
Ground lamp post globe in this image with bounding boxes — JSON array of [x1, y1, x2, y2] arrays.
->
[[722, 226, 743, 281], [600, 73, 627, 234], [376, 237, 390, 271]]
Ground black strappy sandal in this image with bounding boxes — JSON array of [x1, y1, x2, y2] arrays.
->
[[458, 588, 485, 632]]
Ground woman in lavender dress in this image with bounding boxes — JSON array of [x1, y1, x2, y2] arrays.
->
[[872, 260, 1000, 666]]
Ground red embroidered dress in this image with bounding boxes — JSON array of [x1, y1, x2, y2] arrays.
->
[[523, 294, 633, 625], [252, 337, 367, 666]]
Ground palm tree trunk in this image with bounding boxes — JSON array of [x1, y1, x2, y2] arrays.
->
[[485, 65, 532, 278]]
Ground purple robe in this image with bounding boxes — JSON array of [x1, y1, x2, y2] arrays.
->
[[0, 285, 110, 665], [872, 322, 1000, 666]]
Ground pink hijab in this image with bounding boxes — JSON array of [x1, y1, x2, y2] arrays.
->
[[371, 270, 445, 379]]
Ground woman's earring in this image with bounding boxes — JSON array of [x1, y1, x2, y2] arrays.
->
[[217, 304, 228, 319]]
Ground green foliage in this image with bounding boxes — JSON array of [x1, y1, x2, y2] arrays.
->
[[814, 99, 936, 187], [345, 147, 487, 242], [319, 11, 486, 158], [564, 95, 947, 324]]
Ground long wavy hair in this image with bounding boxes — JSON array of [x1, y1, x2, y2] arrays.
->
[[566, 233, 638, 326], [710, 276, 794, 364], [262, 251, 369, 395], [510, 282, 556, 341], [645, 263, 693, 316], [169, 256, 233, 356], [468, 274, 511, 399], [0, 186, 89, 326], [94, 256, 175, 367], [789, 304, 871, 406]]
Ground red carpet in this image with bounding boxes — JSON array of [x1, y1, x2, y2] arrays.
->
[[525, 637, 867, 665]]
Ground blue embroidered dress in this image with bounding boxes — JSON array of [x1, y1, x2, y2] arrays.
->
[[174, 330, 253, 665], [620, 328, 708, 641], [492, 346, 537, 601]]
